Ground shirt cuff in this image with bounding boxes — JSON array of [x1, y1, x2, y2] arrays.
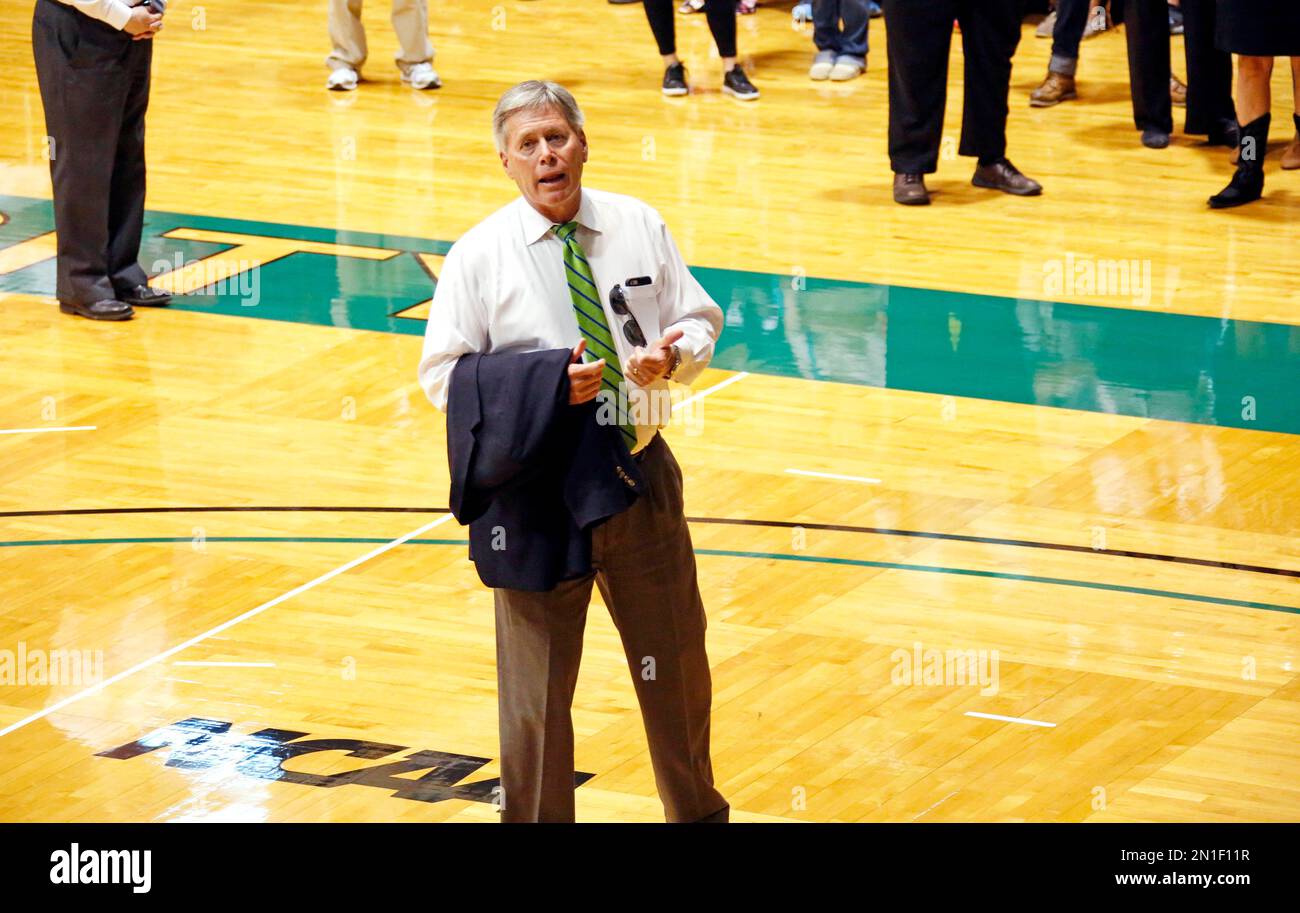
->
[[104, 0, 135, 31]]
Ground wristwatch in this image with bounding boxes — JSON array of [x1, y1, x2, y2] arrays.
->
[[665, 345, 682, 381]]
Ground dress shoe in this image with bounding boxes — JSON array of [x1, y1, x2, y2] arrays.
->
[[59, 299, 134, 321], [1170, 74, 1187, 107], [971, 158, 1042, 196], [892, 172, 930, 205], [1206, 119, 1239, 149], [1282, 114, 1300, 170], [1210, 113, 1269, 208], [1030, 71, 1076, 107], [117, 285, 172, 307], [1141, 126, 1170, 148]]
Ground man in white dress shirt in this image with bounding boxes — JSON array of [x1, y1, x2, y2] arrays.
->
[[418, 81, 729, 823]]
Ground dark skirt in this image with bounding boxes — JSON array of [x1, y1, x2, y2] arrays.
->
[[1216, 0, 1300, 56]]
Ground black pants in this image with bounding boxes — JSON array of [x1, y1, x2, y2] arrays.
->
[[1124, 0, 1234, 135], [882, 0, 1022, 173], [643, 0, 737, 59], [32, 0, 152, 307]]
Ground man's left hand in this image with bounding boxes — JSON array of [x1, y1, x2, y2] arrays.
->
[[626, 327, 683, 387]]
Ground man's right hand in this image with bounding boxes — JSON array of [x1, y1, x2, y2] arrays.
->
[[567, 339, 605, 405], [124, 7, 163, 37]]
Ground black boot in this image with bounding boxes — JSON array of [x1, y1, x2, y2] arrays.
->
[[1206, 117, 1240, 149], [1209, 113, 1269, 209]]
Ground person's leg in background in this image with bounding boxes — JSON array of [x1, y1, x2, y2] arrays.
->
[[1125, 0, 1175, 146], [391, 0, 439, 88], [810, 0, 844, 80], [833, 0, 868, 80], [107, 36, 158, 304], [643, 0, 690, 95], [1031, 0, 1088, 105], [327, 0, 367, 90], [882, 0, 954, 203], [1209, 55, 1272, 207], [703, 0, 759, 98], [1285, 58, 1300, 168], [1178, 0, 1234, 142], [960, 0, 1042, 195], [493, 574, 595, 823]]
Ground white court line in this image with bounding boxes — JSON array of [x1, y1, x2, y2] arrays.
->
[[911, 790, 960, 821], [785, 468, 882, 485], [173, 661, 276, 668], [964, 711, 1057, 729], [0, 425, 96, 435], [0, 512, 454, 741], [674, 371, 749, 410]]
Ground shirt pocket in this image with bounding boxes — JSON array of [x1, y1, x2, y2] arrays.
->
[[618, 277, 661, 346]]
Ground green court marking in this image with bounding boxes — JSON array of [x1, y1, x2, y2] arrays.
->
[[2, 193, 1297, 434], [1, 536, 1296, 616]]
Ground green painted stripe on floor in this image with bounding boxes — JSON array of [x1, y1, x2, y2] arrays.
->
[[2, 193, 1297, 434], [1, 535, 1296, 616]]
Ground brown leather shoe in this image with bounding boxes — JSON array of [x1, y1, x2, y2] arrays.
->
[[1030, 71, 1076, 107], [971, 158, 1043, 196], [892, 172, 930, 205], [1170, 74, 1187, 107], [59, 299, 134, 321]]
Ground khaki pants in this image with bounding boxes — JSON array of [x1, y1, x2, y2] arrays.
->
[[327, 0, 434, 74], [492, 435, 728, 823]]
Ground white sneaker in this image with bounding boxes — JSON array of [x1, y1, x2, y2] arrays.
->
[[829, 57, 864, 81], [810, 50, 835, 80], [326, 67, 359, 91], [402, 62, 441, 90]]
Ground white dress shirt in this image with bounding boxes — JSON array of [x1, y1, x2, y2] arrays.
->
[[419, 187, 724, 453], [55, 0, 135, 30]]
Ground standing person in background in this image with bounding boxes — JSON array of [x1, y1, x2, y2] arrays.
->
[[1122, 0, 1235, 149], [883, 0, 1042, 205], [642, 0, 759, 99], [31, 0, 172, 321], [326, 0, 439, 91], [809, 0, 869, 82], [1209, 3, 1300, 207]]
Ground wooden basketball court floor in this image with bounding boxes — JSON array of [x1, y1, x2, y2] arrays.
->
[[1, 1, 1297, 823]]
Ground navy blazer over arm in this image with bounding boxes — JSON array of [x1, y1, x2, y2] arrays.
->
[[446, 347, 646, 592]]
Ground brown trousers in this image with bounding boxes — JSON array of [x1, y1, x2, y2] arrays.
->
[[492, 435, 728, 823]]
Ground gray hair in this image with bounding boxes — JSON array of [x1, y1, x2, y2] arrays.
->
[[492, 80, 585, 153]]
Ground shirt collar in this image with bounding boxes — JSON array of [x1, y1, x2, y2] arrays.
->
[[519, 189, 602, 246]]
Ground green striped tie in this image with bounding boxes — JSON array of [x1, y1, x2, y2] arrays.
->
[[553, 221, 637, 449]]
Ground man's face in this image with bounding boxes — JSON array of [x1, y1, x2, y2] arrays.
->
[[500, 106, 588, 220]]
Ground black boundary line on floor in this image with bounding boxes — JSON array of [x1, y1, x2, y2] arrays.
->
[[2, 505, 1296, 579]]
